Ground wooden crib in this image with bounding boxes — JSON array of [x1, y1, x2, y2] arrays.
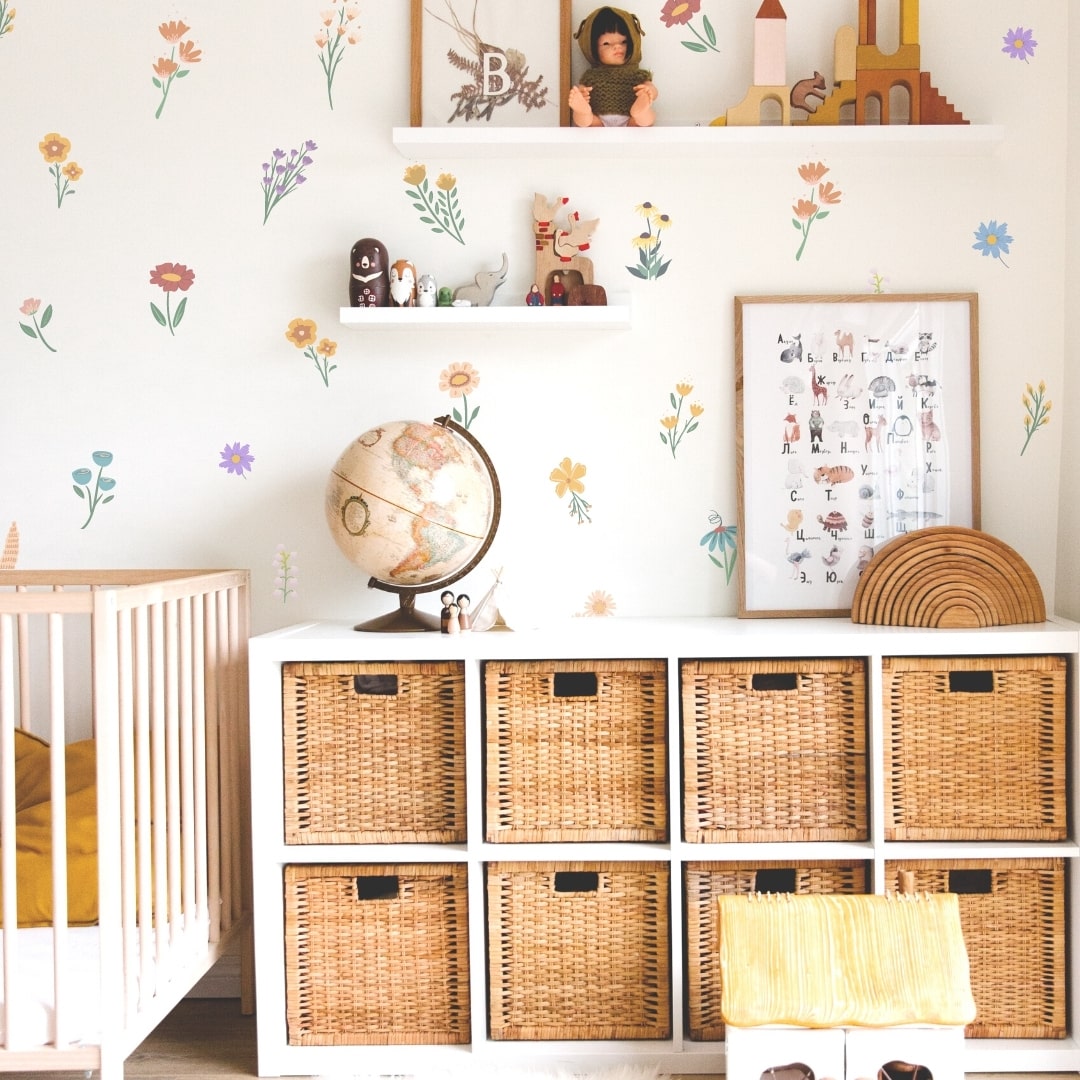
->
[[0, 569, 252, 1079]]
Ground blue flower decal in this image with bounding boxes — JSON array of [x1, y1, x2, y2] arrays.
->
[[972, 220, 1013, 267]]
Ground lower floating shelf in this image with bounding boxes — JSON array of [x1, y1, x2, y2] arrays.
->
[[339, 294, 631, 331]]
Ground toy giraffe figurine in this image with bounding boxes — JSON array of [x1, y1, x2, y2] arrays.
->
[[533, 192, 599, 305]]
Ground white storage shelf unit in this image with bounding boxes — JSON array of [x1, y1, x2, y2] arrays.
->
[[248, 615, 1080, 1077]]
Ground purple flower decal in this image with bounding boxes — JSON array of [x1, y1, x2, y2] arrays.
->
[[219, 441, 254, 477], [1002, 26, 1037, 62], [261, 141, 317, 224]]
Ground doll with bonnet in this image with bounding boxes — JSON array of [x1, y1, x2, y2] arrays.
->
[[569, 6, 656, 127]]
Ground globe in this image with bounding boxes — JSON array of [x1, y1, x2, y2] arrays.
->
[[325, 416, 501, 631]]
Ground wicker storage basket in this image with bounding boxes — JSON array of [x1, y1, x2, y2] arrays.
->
[[684, 860, 869, 1041], [284, 863, 470, 1046], [681, 658, 868, 842], [484, 659, 667, 842], [282, 661, 466, 844], [884, 858, 1065, 1038], [487, 861, 671, 1040], [882, 655, 1066, 840]]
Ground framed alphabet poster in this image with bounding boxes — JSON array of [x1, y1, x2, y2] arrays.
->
[[735, 293, 980, 618], [411, 0, 571, 127]]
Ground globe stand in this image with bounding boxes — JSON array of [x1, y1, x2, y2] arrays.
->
[[354, 589, 441, 633]]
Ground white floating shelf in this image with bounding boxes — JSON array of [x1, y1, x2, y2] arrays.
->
[[392, 123, 1004, 159], [339, 294, 631, 331]]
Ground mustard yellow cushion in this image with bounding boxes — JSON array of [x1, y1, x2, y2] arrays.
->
[[4, 729, 98, 927]]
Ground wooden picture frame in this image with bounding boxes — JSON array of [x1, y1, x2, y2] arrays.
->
[[411, 0, 571, 127], [735, 293, 980, 618]]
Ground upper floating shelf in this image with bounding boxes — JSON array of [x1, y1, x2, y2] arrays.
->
[[392, 124, 1004, 159], [339, 294, 631, 331]]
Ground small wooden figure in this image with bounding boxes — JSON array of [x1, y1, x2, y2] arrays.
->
[[437, 287, 454, 307], [349, 238, 390, 307], [440, 589, 455, 633], [526, 284, 545, 306], [417, 273, 438, 307], [389, 259, 417, 307], [446, 600, 460, 635], [456, 593, 471, 632], [550, 274, 567, 305], [453, 253, 509, 307], [569, 7, 656, 128]]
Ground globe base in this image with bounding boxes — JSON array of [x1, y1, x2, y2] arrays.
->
[[354, 591, 441, 633]]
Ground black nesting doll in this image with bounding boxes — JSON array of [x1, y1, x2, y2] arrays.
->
[[349, 238, 390, 307]]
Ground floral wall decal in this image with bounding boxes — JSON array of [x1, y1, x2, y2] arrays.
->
[[0, 1, 14, 40], [440, 361, 481, 428], [72, 451, 117, 530], [272, 544, 299, 603], [660, 382, 703, 459], [1002, 26, 1037, 63], [627, 201, 673, 280], [550, 457, 592, 524], [1021, 380, 1052, 456], [149, 263, 195, 334], [700, 510, 738, 584], [972, 219, 1013, 267], [39, 134, 82, 208], [219, 441, 254, 478], [660, 1, 719, 54], [285, 317, 338, 386], [868, 269, 888, 294], [403, 164, 466, 245], [1, 522, 19, 570], [262, 141, 318, 224], [316, 3, 361, 109], [153, 20, 202, 119], [19, 298, 57, 352], [792, 161, 841, 261], [577, 590, 616, 617]]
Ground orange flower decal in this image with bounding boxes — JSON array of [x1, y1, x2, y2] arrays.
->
[[153, 19, 201, 118], [158, 20, 190, 42], [792, 161, 842, 260]]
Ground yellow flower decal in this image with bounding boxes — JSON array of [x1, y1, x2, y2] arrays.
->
[[661, 383, 703, 459], [578, 590, 616, 617], [550, 458, 591, 524], [404, 162, 466, 245], [39, 133, 80, 208], [1020, 380, 1051, 456], [286, 319, 337, 386]]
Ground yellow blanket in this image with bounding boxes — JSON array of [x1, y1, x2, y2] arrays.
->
[[717, 892, 976, 1028], [5, 729, 98, 927]]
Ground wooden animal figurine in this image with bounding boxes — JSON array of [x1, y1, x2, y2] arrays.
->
[[349, 238, 390, 307], [389, 259, 417, 307], [533, 194, 598, 304], [416, 273, 438, 307], [791, 71, 827, 113], [453, 253, 509, 306]]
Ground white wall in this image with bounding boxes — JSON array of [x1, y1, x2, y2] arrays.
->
[[0, 1, 1070, 632], [1058, 4, 1078, 620]]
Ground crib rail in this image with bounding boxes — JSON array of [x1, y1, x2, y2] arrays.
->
[[0, 570, 251, 1077]]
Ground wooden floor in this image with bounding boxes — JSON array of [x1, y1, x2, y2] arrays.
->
[[3, 999, 1075, 1079]]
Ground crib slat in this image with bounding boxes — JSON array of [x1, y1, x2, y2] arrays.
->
[[0, 613, 18, 1050], [48, 611, 71, 1047]]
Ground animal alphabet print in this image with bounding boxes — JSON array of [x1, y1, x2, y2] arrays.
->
[[736, 295, 979, 615]]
